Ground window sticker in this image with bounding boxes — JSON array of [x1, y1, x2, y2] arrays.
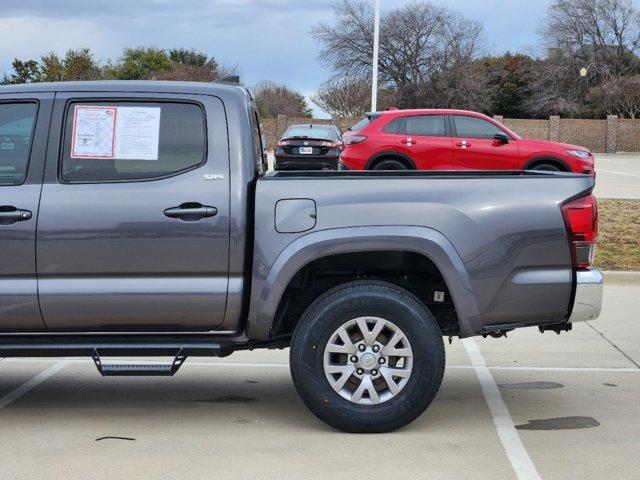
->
[[71, 106, 117, 159], [71, 105, 161, 160], [114, 107, 161, 160]]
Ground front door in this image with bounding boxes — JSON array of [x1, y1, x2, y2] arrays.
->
[[451, 114, 519, 170], [0, 94, 52, 331], [37, 92, 230, 331]]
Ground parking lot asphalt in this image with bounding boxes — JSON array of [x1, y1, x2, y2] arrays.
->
[[594, 153, 640, 199], [0, 275, 637, 480]]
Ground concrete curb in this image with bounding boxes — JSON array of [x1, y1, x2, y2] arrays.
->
[[603, 271, 640, 285]]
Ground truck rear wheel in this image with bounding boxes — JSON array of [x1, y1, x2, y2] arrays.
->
[[290, 280, 445, 433]]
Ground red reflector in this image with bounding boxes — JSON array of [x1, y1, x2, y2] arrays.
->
[[561, 194, 598, 268]]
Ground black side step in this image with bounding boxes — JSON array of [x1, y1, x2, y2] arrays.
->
[[0, 335, 239, 358], [92, 348, 188, 377]]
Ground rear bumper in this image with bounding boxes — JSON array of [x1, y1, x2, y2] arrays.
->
[[568, 269, 603, 322], [274, 156, 339, 171]]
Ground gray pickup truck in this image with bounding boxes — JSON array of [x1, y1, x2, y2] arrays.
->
[[0, 81, 602, 432]]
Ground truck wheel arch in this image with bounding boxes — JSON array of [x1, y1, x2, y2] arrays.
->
[[365, 152, 416, 170], [245, 226, 481, 341]]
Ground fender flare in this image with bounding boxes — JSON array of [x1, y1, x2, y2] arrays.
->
[[245, 226, 481, 340], [365, 151, 416, 170]]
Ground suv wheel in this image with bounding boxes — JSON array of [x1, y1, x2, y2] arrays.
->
[[290, 280, 445, 433], [530, 162, 562, 172], [372, 159, 408, 170]]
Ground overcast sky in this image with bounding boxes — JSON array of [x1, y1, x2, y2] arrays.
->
[[1, 0, 553, 116]]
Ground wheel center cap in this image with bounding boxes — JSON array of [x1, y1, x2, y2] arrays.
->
[[360, 352, 377, 369]]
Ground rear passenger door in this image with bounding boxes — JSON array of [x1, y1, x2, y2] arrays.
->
[[397, 115, 453, 170], [0, 93, 52, 331], [37, 92, 230, 331]]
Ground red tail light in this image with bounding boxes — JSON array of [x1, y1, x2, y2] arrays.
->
[[277, 140, 291, 147], [561, 194, 598, 268], [343, 135, 367, 145]]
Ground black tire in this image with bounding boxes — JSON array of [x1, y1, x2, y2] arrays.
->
[[372, 158, 409, 170], [290, 280, 445, 433], [529, 162, 562, 172]]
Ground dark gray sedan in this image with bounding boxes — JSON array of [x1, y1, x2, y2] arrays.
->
[[274, 124, 343, 170]]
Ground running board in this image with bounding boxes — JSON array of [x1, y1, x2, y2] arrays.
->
[[92, 348, 187, 377], [0, 335, 239, 358]]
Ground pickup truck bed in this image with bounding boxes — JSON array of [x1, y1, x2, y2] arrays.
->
[[250, 169, 595, 339], [0, 81, 602, 433]]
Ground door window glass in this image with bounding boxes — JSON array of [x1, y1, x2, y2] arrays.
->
[[61, 101, 206, 182], [405, 115, 447, 136], [454, 115, 505, 139], [0, 103, 38, 185], [382, 118, 404, 134]]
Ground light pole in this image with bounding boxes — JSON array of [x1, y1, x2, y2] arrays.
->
[[371, 0, 380, 112], [580, 67, 588, 118]]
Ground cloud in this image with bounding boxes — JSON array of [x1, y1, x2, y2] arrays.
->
[[0, 16, 117, 68], [0, 0, 552, 117]]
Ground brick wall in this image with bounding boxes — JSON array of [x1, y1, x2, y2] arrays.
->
[[262, 114, 640, 153], [559, 119, 608, 153], [617, 119, 640, 152], [501, 118, 549, 140]]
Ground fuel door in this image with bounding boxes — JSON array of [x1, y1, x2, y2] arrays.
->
[[275, 198, 317, 233]]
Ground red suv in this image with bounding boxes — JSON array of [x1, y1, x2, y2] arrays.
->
[[340, 109, 595, 175]]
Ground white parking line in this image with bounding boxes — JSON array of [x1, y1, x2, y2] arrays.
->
[[463, 339, 541, 480], [0, 361, 68, 411], [2, 357, 640, 373], [598, 168, 640, 178]]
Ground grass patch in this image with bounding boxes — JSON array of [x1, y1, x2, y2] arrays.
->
[[595, 199, 640, 271]]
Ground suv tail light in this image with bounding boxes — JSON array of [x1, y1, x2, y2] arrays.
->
[[561, 194, 598, 268], [343, 135, 367, 145]]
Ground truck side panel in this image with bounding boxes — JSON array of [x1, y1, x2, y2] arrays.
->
[[248, 174, 594, 340]]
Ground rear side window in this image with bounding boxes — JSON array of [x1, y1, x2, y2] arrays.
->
[[350, 114, 380, 132], [405, 115, 447, 136], [382, 118, 403, 134], [0, 102, 38, 185], [61, 101, 206, 183], [453, 115, 504, 139]]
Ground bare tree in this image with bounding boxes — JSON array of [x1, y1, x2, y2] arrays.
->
[[590, 74, 640, 118], [542, 0, 640, 78], [312, 0, 487, 109], [529, 0, 640, 117], [311, 76, 397, 117], [254, 81, 312, 118]]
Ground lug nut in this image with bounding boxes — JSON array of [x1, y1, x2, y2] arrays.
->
[[372, 345, 380, 353], [350, 355, 358, 363], [379, 357, 386, 364], [356, 368, 364, 375], [371, 369, 378, 376], [358, 344, 366, 352]]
